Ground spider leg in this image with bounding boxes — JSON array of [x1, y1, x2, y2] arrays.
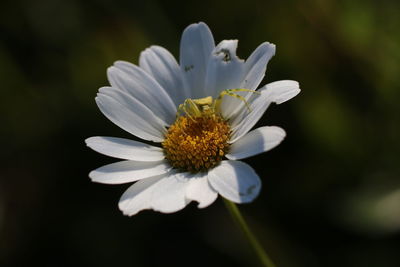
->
[[226, 88, 261, 95], [177, 102, 185, 116], [186, 99, 202, 118], [177, 99, 203, 120], [216, 89, 254, 112], [217, 88, 262, 113]]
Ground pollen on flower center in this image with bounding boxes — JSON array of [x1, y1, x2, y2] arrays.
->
[[162, 115, 230, 172]]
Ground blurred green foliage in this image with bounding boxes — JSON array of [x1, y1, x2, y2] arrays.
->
[[1, 0, 399, 266]]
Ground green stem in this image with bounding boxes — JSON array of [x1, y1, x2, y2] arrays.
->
[[223, 198, 277, 267]]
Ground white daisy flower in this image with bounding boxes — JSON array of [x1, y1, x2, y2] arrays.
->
[[86, 22, 300, 216]]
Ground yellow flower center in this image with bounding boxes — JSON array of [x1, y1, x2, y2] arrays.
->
[[162, 114, 230, 173]]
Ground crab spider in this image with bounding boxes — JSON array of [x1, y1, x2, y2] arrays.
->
[[177, 88, 260, 120]]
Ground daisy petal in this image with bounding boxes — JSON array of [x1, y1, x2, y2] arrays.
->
[[118, 174, 166, 216], [218, 42, 275, 120], [265, 80, 302, 104], [85, 136, 164, 161], [108, 61, 176, 125], [150, 172, 190, 213], [119, 172, 190, 216], [205, 40, 244, 98], [240, 42, 276, 90], [96, 87, 166, 142], [226, 126, 286, 160], [185, 172, 218, 208], [89, 160, 171, 184], [208, 161, 261, 203], [180, 22, 215, 99], [230, 80, 300, 143], [139, 45, 188, 106]]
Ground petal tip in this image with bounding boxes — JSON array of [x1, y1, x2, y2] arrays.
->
[[88, 170, 97, 182], [84, 137, 92, 144], [118, 205, 138, 217]]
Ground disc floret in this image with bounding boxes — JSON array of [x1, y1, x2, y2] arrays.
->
[[162, 114, 230, 172]]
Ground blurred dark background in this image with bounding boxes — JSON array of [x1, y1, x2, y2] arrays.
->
[[1, 0, 400, 266]]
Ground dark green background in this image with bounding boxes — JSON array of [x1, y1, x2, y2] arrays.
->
[[1, 0, 400, 266]]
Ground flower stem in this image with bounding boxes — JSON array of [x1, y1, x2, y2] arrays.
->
[[223, 198, 277, 267]]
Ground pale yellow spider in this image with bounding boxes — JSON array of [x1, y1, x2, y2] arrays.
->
[[177, 88, 260, 120]]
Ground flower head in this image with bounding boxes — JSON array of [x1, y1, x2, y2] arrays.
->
[[86, 22, 300, 216]]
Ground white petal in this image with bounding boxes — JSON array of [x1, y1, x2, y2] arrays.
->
[[205, 40, 244, 98], [240, 42, 276, 90], [185, 172, 218, 208], [226, 126, 286, 160], [180, 22, 215, 99], [119, 172, 190, 216], [118, 174, 166, 216], [228, 89, 272, 142], [96, 87, 166, 142], [229, 80, 300, 143], [224, 42, 275, 120], [85, 136, 164, 161], [107, 61, 176, 125], [89, 160, 171, 184], [265, 80, 301, 104], [139, 45, 188, 106], [216, 42, 275, 120], [150, 172, 190, 213], [208, 161, 261, 203]]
